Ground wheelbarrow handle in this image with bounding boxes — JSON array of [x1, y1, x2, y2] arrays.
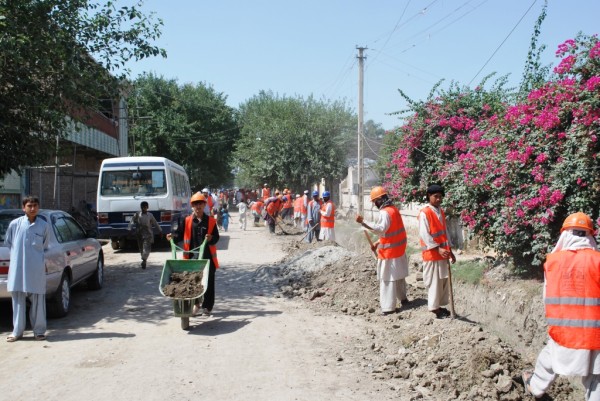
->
[[170, 238, 207, 260]]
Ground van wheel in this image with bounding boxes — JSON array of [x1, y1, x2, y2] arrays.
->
[[48, 272, 71, 318], [110, 239, 120, 250]]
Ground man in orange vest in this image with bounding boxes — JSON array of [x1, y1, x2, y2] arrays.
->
[[293, 194, 303, 228], [522, 212, 600, 399], [262, 183, 270, 200], [319, 191, 336, 242], [280, 189, 294, 223], [419, 184, 455, 319], [250, 200, 264, 226], [356, 186, 410, 316], [167, 192, 220, 316], [264, 193, 282, 234]]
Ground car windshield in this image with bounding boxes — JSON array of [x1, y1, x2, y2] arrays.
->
[[100, 169, 167, 197], [0, 212, 24, 242]]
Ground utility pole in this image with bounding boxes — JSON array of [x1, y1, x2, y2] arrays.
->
[[356, 46, 367, 217]]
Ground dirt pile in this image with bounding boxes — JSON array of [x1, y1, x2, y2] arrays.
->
[[259, 236, 581, 400], [162, 271, 204, 298]]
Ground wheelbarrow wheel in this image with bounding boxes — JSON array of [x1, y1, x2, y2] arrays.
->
[[181, 317, 190, 330]]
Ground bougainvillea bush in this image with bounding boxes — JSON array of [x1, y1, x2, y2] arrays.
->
[[384, 34, 600, 268]]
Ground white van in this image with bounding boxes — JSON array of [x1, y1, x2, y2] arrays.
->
[[97, 156, 191, 249]]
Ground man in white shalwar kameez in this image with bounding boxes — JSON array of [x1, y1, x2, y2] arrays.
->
[[318, 191, 336, 242], [418, 184, 455, 319], [522, 212, 600, 400], [5, 196, 50, 342], [356, 186, 410, 315]]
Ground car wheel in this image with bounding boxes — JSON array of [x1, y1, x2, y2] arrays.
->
[[110, 239, 120, 250], [48, 272, 71, 318], [87, 253, 104, 290]]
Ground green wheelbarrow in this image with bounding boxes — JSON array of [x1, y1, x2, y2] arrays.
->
[[159, 239, 210, 330]]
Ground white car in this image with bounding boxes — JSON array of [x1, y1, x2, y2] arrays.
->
[[0, 209, 104, 317]]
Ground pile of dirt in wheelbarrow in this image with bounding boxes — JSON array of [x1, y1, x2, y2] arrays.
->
[[162, 271, 204, 298]]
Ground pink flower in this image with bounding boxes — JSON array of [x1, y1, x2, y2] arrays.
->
[[549, 190, 564, 205], [585, 76, 600, 91], [556, 39, 576, 56], [535, 153, 548, 163], [554, 55, 576, 74], [590, 42, 600, 59]]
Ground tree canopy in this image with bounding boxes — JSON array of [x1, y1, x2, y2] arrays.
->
[[129, 73, 238, 189], [231, 91, 356, 192], [0, 0, 166, 176]]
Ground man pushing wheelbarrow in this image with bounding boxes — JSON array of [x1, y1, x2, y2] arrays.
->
[[167, 192, 220, 318]]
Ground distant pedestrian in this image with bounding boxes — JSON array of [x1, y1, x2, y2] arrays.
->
[[5, 195, 50, 342], [522, 212, 600, 399], [318, 190, 336, 242], [418, 184, 455, 319], [305, 191, 322, 243], [250, 200, 264, 226], [221, 208, 230, 232], [293, 194, 303, 228], [264, 193, 283, 234], [129, 201, 163, 269], [237, 200, 248, 230]]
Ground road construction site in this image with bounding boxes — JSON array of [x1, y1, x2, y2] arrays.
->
[[0, 209, 580, 400]]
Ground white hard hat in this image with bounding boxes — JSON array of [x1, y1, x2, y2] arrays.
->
[[202, 188, 209, 193]]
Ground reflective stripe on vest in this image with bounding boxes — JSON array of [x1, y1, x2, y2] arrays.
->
[[544, 249, 600, 349], [419, 206, 449, 261], [378, 205, 407, 259], [320, 201, 335, 228], [182, 215, 219, 268]]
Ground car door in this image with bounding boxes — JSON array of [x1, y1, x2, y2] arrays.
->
[[52, 215, 88, 284], [63, 216, 96, 275]]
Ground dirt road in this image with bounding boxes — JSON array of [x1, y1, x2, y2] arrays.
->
[[0, 214, 396, 401]]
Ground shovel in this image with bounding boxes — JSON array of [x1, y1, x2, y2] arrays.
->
[[300, 222, 320, 241], [447, 262, 456, 319], [363, 230, 378, 259]]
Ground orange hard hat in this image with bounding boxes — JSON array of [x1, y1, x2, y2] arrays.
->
[[561, 212, 594, 232], [370, 186, 387, 202], [190, 192, 207, 204]]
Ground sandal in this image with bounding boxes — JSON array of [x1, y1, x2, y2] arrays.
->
[[34, 334, 47, 341], [6, 335, 22, 342]]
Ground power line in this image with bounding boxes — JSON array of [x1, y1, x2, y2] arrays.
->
[[468, 0, 538, 86]]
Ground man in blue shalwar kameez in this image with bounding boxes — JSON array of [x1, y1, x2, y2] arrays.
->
[[5, 196, 50, 342]]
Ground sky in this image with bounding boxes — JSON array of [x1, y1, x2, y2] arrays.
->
[[125, 0, 600, 130]]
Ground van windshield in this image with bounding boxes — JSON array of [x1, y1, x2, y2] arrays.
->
[[100, 169, 167, 197]]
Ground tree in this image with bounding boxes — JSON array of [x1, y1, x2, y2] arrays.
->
[[129, 73, 239, 188], [0, 0, 166, 177], [231, 91, 355, 191]]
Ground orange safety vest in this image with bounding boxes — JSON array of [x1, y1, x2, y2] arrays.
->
[[262, 187, 270, 200], [320, 200, 335, 228], [544, 248, 600, 349], [419, 206, 450, 261], [283, 195, 293, 209], [301, 195, 308, 215], [266, 198, 281, 216], [377, 205, 407, 259], [182, 214, 219, 268], [293, 197, 303, 213], [251, 201, 263, 213]]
